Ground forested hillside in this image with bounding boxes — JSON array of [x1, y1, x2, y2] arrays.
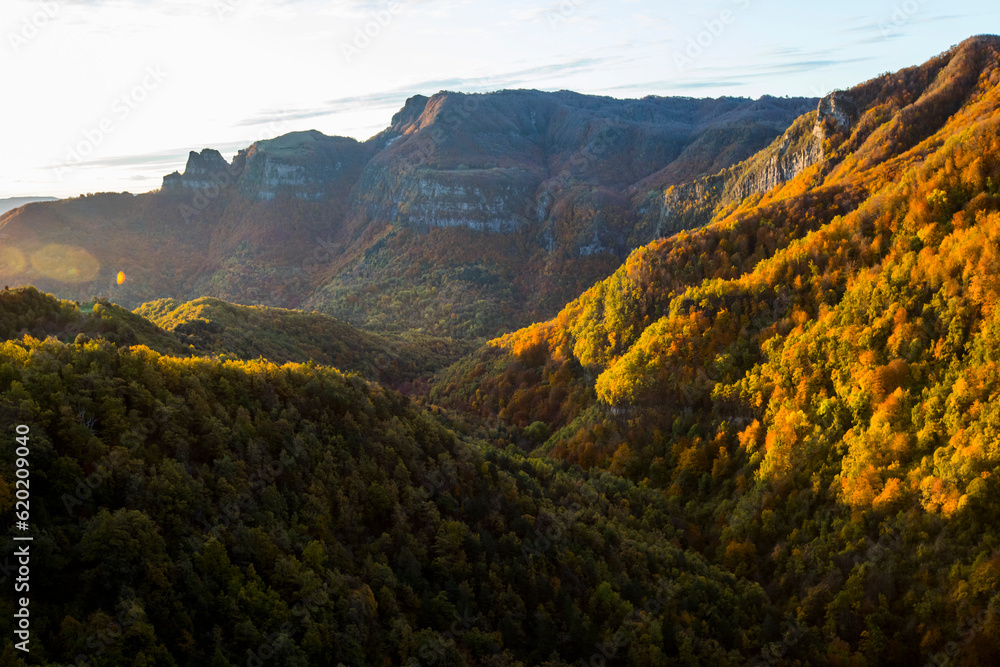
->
[[433, 35, 1000, 663], [0, 288, 464, 385], [135, 297, 470, 387], [5, 33, 1000, 667], [1, 331, 779, 665]]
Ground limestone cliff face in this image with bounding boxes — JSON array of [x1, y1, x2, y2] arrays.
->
[[162, 132, 371, 202], [162, 149, 232, 191], [654, 90, 858, 235], [353, 91, 552, 232], [354, 164, 541, 232], [657, 173, 727, 236], [161, 91, 815, 245], [233, 131, 369, 201], [729, 90, 859, 198], [724, 113, 824, 202], [353, 90, 815, 244], [814, 90, 857, 143]]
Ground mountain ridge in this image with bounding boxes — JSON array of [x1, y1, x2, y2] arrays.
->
[[429, 33, 1000, 663], [5, 35, 1000, 664], [0, 88, 817, 338]]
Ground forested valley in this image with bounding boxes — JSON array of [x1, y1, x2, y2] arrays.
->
[[4, 34, 1000, 666]]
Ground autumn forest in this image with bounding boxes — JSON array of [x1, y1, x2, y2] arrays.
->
[[4, 33, 1000, 667]]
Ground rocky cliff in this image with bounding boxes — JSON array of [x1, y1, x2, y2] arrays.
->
[[351, 90, 815, 244], [161, 91, 816, 245], [5, 88, 817, 336], [233, 130, 370, 201], [655, 89, 861, 235], [162, 149, 231, 191], [163, 132, 371, 202]]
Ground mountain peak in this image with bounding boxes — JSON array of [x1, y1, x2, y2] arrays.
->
[[389, 94, 430, 131], [162, 148, 230, 190], [957, 33, 1000, 48]]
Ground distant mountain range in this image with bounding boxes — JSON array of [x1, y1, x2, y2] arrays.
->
[[0, 91, 816, 338], [0, 195, 57, 216]]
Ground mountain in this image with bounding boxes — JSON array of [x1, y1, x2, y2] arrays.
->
[[7, 33, 1000, 666], [433, 35, 1000, 663], [0, 196, 57, 217], [0, 91, 815, 339]]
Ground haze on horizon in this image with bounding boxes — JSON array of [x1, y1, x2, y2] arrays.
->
[[1, 0, 996, 200]]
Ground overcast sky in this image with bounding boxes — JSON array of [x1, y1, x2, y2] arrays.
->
[[0, 0, 996, 199]]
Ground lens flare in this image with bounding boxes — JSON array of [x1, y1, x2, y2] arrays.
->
[[0, 247, 27, 273], [117, 271, 126, 285], [31, 245, 100, 283]]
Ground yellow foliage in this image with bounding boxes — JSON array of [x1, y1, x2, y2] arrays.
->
[[872, 477, 905, 512], [738, 419, 764, 453]]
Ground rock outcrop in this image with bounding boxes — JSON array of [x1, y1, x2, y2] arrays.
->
[[353, 90, 815, 243], [162, 149, 232, 190], [232, 130, 369, 201], [655, 90, 859, 235]]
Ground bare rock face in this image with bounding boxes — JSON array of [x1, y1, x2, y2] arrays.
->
[[234, 131, 369, 201], [354, 90, 815, 246], [813, 90, 858, 144], [657, 173, 727, 236], [726, 125, 823, 202], [725, 91, 859, 201], [655, 90, 858, 235], [356, 166, 540, 232], [162, 149, 232, 190], [162, 92, 815, 248]]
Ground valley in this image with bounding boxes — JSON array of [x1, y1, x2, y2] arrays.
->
[[4, 34, 1000, 666]]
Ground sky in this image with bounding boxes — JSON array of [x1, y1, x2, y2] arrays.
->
[[0, 0, 997, 199]]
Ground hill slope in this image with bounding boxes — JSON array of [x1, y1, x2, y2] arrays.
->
[[0, 288, 465, 384], [433, 35, 1000, 663], [0, 314, 776, 665], [136, 296, 471, 385]]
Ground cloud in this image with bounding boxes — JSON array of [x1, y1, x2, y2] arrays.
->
[[604, 46, 874, 96], [47, 149, 196, 172], [834, 12, 962, 45], [235, 56, 617, 128]]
